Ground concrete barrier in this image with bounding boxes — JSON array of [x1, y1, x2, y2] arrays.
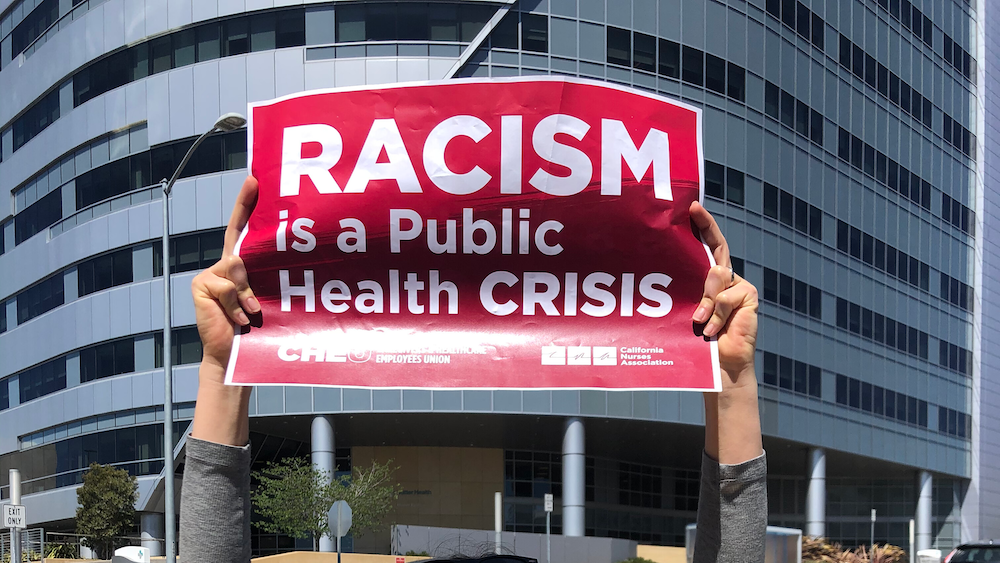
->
[[392, 524, 637, 563], [253, 554, 431, 563], [637, 545, 687, 563]]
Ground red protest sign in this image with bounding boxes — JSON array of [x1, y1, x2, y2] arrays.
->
[[226, 77, 719, 391]]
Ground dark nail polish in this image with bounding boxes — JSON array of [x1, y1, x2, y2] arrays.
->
[[693, 320, 707, 337]]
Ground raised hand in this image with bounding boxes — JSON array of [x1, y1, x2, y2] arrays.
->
[[689, 201, 763, 464], [189, 176, 261, 446]]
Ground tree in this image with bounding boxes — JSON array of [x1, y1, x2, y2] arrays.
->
[[76, 463, 138, 559], [332, 460, 400, 537], [251, 457, 401, 551]]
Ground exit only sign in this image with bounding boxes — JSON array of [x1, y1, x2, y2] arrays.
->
[[3, 505, 25, 529]]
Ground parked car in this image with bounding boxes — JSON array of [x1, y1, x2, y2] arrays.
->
[[945, 540, 1000, 562]]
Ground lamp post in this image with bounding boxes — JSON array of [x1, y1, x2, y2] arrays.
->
[[161, 113, 247, 563]]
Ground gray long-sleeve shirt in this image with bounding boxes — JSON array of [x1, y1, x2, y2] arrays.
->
[[179, 438, 766, 563]]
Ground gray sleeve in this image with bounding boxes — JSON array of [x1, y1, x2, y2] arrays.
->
[[693, 451, 767, 563], [179, 437, 252, 563]]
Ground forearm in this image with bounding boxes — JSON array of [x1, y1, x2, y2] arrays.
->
[[191, 359, 252, 447], [693, 451, 767, 563], [704, 365, 763, 464], [181, 360, 254, 563], [180, 437, 252, 563]]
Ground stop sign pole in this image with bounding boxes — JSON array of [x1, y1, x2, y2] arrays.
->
[[8, 470, 22, 563], [328, 500, 353, 563], [544, 494, 553, 563]]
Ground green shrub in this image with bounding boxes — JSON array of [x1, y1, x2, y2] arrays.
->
[[616, 557, 659, 563]]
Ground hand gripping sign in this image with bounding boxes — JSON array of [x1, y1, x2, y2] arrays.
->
[[227, 77, 720, 391]]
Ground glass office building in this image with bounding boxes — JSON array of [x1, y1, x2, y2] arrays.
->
[[0, 0, 994, 556]]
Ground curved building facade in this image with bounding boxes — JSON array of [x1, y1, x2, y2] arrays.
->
[[0, 0, 993, 557]]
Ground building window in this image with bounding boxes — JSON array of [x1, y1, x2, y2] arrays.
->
[[72, 130, 245, 212], [940, 273, 972, 311], [504, 451, 699, 543], [14, 188, 62, 245], [336, 2, 494, 43], [727, 62, 745, 102], [606, 26, 630, 67], [762, 183, 822, 240], [154, 327, 204, 368], [73, 48, 133, 107], [18, 357, 67, 403], [520, 13, 548, 53], [762, 268, 822, 320], [704, 54, 725, 95], [16, 274, 64, 325], [0, 379, 9, 411], [196, 24, 221, 61], [703, 161, 745, 207], [80, 338, 136, 384], [761, 352, 821, 398], [835, 374, 929, 429], [657, 39, 679, 79], [12, 89, 60, 152], [490, 11, 518, 49], [836, 34, 939, 130], [10, 0, 60, 57], [336, 5, 366, 42], [75, 152, 152, 210], [11, 129, 241, 252], [4, 422, 169, 494], [618, 462, 661, 508], [680, 46, 703, 86], [779, 90, 794, 128], [836, 220, 931, 292], [153, 230, 225, 277], [632, 32, 655, 72], [835, 298, 929, 359], [223, 18, 250, 55], [765, 82, 779, 120], [78, 248, 133, 297], [939, 340, 972, 377], [938, 407, 969, 439], [505, 450, 561, 501], [15, 7, 301, 157]]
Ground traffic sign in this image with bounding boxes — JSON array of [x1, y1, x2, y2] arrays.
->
[[544, 494, 553, 512], [3, 505, 25, 529], [328, 500, 353, 538]]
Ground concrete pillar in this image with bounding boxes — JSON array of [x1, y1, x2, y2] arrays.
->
[[140, 512, 165, 556], [916, 471, 933, 552], [805, 447, 826, 538], [312, 415, 336, 552], [562, 417, 585, 537]]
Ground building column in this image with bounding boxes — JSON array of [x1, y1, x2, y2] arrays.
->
[[140, 512, 165, 557], [562, 417, 585, 537], [916, 470, 933, 552], [312, 415, 336, 552], [805, 447, 826, 538]]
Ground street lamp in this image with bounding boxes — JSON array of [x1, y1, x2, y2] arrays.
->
[[161, 112, 247, 563]]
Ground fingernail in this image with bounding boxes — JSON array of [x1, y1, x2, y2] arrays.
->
[[693, 320, 706, 337], [703, 320, 718, 337], [237, 311, 250, 326], [692, 305, 709, 322], [247, 296, 261, 312]]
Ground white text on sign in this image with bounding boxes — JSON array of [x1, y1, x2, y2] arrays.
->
[[3, 504, 26, 529]]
